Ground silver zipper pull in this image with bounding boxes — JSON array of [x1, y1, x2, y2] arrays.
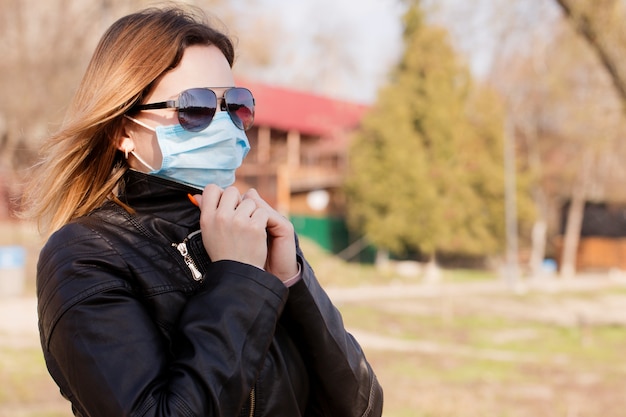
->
[[173, 241, 203, 281]]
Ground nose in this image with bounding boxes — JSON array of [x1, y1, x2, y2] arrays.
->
[[217, 97, 226, 113]]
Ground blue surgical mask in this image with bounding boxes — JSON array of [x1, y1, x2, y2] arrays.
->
[[125, 112, 250, 189]]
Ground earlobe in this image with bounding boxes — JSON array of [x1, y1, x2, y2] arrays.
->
[[117, 137, 134, 159], [117, 121, 135, 159]]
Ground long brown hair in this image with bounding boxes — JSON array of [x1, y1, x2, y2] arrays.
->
[[20, 5, 235, 235]]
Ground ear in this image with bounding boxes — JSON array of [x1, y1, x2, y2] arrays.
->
[[116, 118, 135, 156]]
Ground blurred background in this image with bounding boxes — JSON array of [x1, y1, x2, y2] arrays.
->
[[3, 0, 626, 416]]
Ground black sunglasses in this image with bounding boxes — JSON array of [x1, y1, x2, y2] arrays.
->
[[131, 87, 255, 132]]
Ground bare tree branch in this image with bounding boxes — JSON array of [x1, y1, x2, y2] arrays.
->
[[554, 0, 626, 105]]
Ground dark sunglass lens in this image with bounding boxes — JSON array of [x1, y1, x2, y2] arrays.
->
[[225, 88, 255, 130], [178, 88, 217, 132]]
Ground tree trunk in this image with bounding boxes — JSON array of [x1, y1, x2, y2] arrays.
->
[[560, 150, 594, 278], [529, 219, 548, 278], [560, 187, 585, 279], [375, 248, 390, 270], [423, 253, 441, 283], [526, 122, 549, 279]]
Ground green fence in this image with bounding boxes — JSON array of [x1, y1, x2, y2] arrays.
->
[[290, 215, 376, 263], [290, 215, 350, 254]]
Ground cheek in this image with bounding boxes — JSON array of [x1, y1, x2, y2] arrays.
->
[[134, 112, 178, 170], [148, 135, 164, 170], [134, 130, 163, 170]]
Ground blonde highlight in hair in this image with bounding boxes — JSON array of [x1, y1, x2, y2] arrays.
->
[[19, 5, 235, 235]]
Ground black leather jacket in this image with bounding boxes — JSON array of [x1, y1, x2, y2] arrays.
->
[[36, 171, 383, 417]]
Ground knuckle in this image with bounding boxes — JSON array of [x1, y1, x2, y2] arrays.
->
[[204, 183, 221, 194], [239, 199, 255, 211], [214, 210, 231, 224], [223, 186, 239, 197]]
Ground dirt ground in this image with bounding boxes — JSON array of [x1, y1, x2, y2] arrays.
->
[[2, 273, 626, 416], [328, 273, 626, 417], [5, 273, 624, 348]]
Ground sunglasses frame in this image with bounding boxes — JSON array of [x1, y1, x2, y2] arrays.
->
[[131, 87, 255, 132]]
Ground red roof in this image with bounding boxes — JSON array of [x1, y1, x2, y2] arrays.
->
[[238, 78, 370, 137]]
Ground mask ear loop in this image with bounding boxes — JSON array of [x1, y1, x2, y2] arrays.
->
[[124, 115, 156, 132], [129, 150, 157, 172], [123, 115, 158, 172]]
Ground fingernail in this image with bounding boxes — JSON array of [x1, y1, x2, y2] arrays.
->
[[187, 193, 199, 207]]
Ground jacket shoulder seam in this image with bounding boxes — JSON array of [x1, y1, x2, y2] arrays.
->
[[43, 279, 129, 350]]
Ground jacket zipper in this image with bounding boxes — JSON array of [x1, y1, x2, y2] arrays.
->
[[172, 237, 203, 281], [248, 387, 256, 417]]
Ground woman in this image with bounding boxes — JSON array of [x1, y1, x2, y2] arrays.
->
[[20, 5, 383, 417]]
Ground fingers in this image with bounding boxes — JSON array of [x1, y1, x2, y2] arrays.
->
[[242, 188, 264, 206], [201, 186, 260, 224], [241, 188, 275, 215], [241, 189, 298, 281], [192, 186, 297, 278], [242, 189, 293, 237], [233, 198, 262, 224], [196, 187, 285, 233], [193, 185, 242, 213], [191, 184, 223, 210], [195, 185, 269, 269], [217, 186, 242, 211]]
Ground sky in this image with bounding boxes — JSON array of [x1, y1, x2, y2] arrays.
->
[[220, 0, 561, 105], [228, 0, 407, 103]]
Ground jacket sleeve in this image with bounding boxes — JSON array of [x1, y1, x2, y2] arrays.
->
[[281, 244, 384, 417], [37, 224, 288, 417]]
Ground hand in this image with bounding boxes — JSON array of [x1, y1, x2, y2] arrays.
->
[[241, 189, 299, 281], [193, 185, 269, 270]]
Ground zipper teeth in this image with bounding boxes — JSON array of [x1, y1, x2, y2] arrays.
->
[[249, 387, 256, 417], [184, 230, 203, 280]]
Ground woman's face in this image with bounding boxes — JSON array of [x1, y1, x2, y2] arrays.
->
[[121, 44, 235, 172]]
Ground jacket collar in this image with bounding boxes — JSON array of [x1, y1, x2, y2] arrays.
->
[[119, 170, 201, 229]]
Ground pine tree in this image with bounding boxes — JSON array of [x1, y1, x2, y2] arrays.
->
[[345, 2, 518, 261]]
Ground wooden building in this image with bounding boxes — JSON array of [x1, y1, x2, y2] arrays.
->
[[556, 201, 626, 271], [235, 79, 369, 252]]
